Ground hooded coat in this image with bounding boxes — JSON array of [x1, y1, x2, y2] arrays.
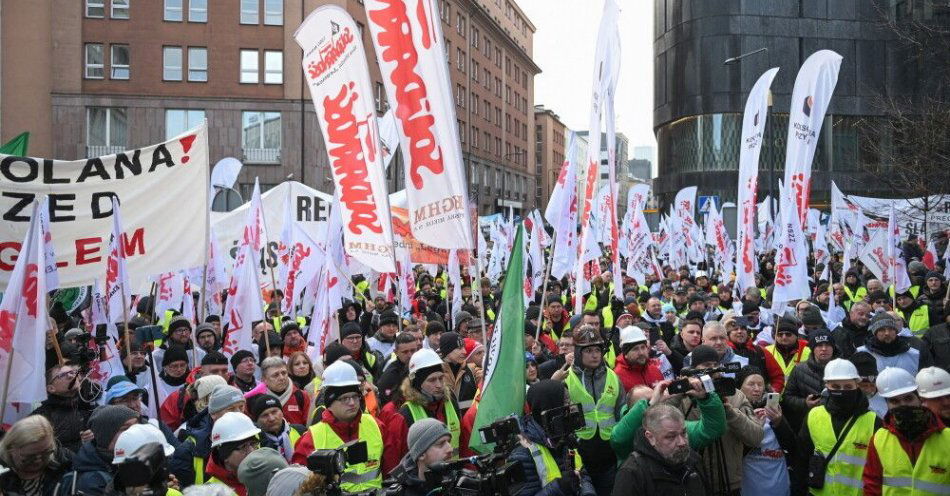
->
[[381, 378, 458, 476]]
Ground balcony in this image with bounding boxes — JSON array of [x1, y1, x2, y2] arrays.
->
[[243, 148, 281, 164], [86, 145, 126, 157]]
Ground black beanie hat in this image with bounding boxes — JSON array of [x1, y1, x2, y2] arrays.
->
[[167, 315, 192, 333], [689, 345, 719, 368], [258, 331, 283, 362], [808, 329, 835, 351], [439, 332, 463, 357], [425, 321, 446, 337], [230, 350, 255, 371], [525, 306, 541, 321], [526, 380, 567, 424], [201, 350, 228, 366], [162, 345, 189, 368], [378, 311, 399, 327], [742, 301, 760, 316], [736, 365, 764, 388], [340, 322, 362, 339], [324, 342, 349, 367], [247, 394, 282, 421], [849, 351, 878, 379]]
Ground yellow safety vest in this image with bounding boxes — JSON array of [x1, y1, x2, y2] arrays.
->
[[289, 427, 301, 448], [604, 341, 617, 369], [406, 401, 461, 454], [766, 344, 812, 378], [897, 306, 931, 336], [843, 286, 868, 310], [889, 285, 922, 300], [309, 414, 384, 492], [872, 426, 950, 495], [601, 306, 614, 330], [185, 436, 206, 485], [807, 406, 877, 496], [565, 368, 619, 441], [525, 440, 562, 486]]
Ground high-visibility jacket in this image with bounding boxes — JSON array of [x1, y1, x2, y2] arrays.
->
[[406, 401, 461, 455], [601, 306, 615, 330], [872, 426, 950, 495], [766, 344, 812, 379], [565, 368, 620, 441], [525, 440, 562, 486], [309, 414, 384, 492], [897, 305, 931, 336], [807, 406, 877, 495], [843, 286, 868, 310], [186, 436, 207, 485]]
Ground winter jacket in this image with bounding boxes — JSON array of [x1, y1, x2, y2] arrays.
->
[[509, 415, 594, 496], [384, 454, 440, 496], [0, 446, 71, 496], [203, 456, 246, 496], [538, 354, 566, 381], [30, 394, 94, 455], [381, 381, 459, 476], [567, 363, 626, 471], [613, 356, 664, 391], [832, 316, 870, 359], [857, 335, 933, 376], [290, 409, 385, 466], [862, 409, 950, 496], [244, 382, 311, 426], [667, 333, 692, 374], [728, 340, 786, 392], [442, 362, 479, 414], [781, 356, 826, 433], [376, 358, 409, 406], [920, 285, 947, 324], [611, 393, 726, 460], [612, 429, 709, 496], [57, 442, 113, 496], [923, 322, 950, 370], [169, 409, 213, 487]]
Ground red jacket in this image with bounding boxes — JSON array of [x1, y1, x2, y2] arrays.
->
[[291, 409, 385, 466], [382, 400, 451, 476], [727, 340, 786, 393], [613, 356, 664, 391], [204, 456, 247, 496], [863, 411, 947, 496], [245, 383, 311, 426], [160, 388, 187, 431]]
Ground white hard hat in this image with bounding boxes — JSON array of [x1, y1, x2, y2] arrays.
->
[[917, 366, 950, 399], [823, 358, 860, 381], [408, 348, 443, 378], [321, 360, 360, 389], [875, 367, 918, 399], [210, 412, 261, 448], [695, 270, 708, 279], [113, 423, 174, 464], [619, 326, 648, 347]]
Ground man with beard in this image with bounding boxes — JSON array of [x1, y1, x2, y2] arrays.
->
[[894, 289, 933, 336], [856, 313, 933, 376], [833, 301, 872, 358], [153, 315, 206, 369], [195, 323, 219, 354], [921, 271, 947, 324], [794, 359, 882, 495], [542, 295, 571, 343], [613, 325, 664, 391], [613, 404, 709, 495], [862, 367, 950, 494]]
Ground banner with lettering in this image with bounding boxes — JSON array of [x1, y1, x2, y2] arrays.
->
[[0, 124, 209, 290], [364, 0, 474, 250], [295, 6, 396, 274]]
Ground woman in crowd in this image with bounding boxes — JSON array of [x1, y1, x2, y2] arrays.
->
[[0, 415, 71, 496], [287, 352, 316, 392]]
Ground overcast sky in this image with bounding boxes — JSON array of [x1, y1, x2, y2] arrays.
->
[[520, 0, 656, 157]]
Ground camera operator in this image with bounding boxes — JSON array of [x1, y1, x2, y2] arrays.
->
[[290, 361, 385, 493], [385, 418, 454, 496], [558, 325, 624, 496], [31, 362, 95, 454], [509, 380, 595, 496]]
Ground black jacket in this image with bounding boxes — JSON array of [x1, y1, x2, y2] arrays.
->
[[57, 442, 113, 496], [612, 429, 708, 496], [781, 356, 827, 433], [30, 394, 95, 455], [923, 323, 950, 370], [376, 359, 409, 406], [383, 454, 441, 496], [832, 316, 869, 359], [509, 416, 593, 496]]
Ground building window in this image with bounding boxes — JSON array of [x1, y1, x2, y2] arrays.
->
[[264, 50, 283, 84], [494, 77, 501, 97], [495, 47, 501, 67], [472, 28, 479, 47], [112, 0, 129, 19], [484, 100, 490, 121], [459, 121, 465, 144], [110, 44, 130, 79], [84, 43, 104, 79], [165, 109, 206, 139], [163, 46, 183, 81], [86, 0, 105, 17], [240, 49, 259, 83], [87, 107, 127, 156], [164, 0, 182, 21], [242, 111, 282, 163], [472, 61, 479, 82], [471, 92, 478, 115], [456, 13, 465, 36], [495, 107, 501, 126], [189, 0, 208, 22], [264, 0, 283, 25], [457, 47, 464, 72], [241, 0, 259, 24], [188, 47, 208, 81], [445, 40, 451, 62], [471, 126, 478, 148]]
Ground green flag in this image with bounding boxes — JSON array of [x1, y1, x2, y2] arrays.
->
[[0, 132, 29, 156], [469, 224, 526, 454]]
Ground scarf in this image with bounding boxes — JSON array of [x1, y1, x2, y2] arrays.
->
[[270, 384, 294, 406], [159, 370, 187, 387], [263, 421, 294, 461]]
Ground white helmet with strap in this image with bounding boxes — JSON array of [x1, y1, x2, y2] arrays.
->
[[210, 412, 261, 448]]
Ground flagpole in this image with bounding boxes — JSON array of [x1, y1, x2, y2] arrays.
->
[[535, 232, 556, 341], [119, 282, 135, 369], [475, 235, 489, 337]]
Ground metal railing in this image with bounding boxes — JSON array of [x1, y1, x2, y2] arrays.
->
[[86, 145, 126, 157], [243, 148, 281, 164]]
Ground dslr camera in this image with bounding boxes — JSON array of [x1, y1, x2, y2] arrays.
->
[[540, 403, 585, 441], [668, 362, 741, 397], [114, 443, 170, 496]]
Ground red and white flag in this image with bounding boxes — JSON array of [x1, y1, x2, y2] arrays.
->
[[295, 7, 397, 273], [923, 239, 939, 270], [88, 279, 128, 396], [363, 0, 473, 250], [204, 226, 228, 317], [104, 197, 131, 323], [37, 197, 60, 291], [887, 205, 912, 294], [545, 132, 579, 280], [0, 201, 50, 404], [772, 190, 811, 309], [784, 50, 842, 226], [221, 180, 265, 356]]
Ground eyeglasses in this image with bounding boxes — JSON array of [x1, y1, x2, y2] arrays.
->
[[235, 439, 259, 453], [775, 331, 796, 337], [337, 393, 362, 405], [16, 447, 53, 463], [52, 369, 78, 382]]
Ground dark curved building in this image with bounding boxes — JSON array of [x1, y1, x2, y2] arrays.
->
[[653, 0, 949, 209]]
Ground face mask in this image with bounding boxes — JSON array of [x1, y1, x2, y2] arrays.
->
[[826, 389, 863, 415], [891, 405, 930, 440]]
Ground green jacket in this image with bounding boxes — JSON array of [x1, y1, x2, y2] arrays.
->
[[610, 392, 727, 461]]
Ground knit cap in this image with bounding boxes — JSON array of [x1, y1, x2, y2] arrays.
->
[[237, 447, 289, 496], [195, 375, 228, 402], [247, 394, 282, 422], [89, 405, 139, 450], [162, 345, 189, 368], [230, 350, 256, 371], [407, 418, 451, 461], [208, 384, 245, 415], [265, 466, 312, 496], [869, 313, 899, 334]]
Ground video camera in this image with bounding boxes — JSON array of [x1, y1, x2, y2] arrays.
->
[[114, 443, 170, 496], [306, 440, 375, 496], [540, 403, 585, 441], [668, 362, 741, 397]]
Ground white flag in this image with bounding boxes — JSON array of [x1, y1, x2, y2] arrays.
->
[[37, 197, 60, 291], [546, 132, 579, 280], [104, 197, 131, 323], [772, 192, 811, 308], [887, 206, 912, 294], [221, 181, 265, 356]]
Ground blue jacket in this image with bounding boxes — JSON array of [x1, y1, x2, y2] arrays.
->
[[169, 409, 213, 487], [57, 442, 113, 496], [509, 416, 592, 496]]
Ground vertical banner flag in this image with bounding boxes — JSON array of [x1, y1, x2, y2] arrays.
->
[[295, 6, 397, 274], [0, 202, 49, 404], [470, 225, 526, 454], [673, 186, 699, 265], [363, 0, 473, 250], [887, 205, 913, 293], [221, 181, 265, 356], [737, 68, 779, 293], [784, 50, 843, 226], [37, 197, 60, 291], [545, 132, 579, 279], [772, 190, 811, 308], [104, 197, 131, 323]]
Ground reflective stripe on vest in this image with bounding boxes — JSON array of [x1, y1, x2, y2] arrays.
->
[[186, 436, 205, 485], [874, 426, 950, 495], [766, 344, 812, 378], [807, 406, 877, 496], [309, 414, 384, 491], [406, 401, 461, 455], [527, 441, 562, 486], [565, 369, 619, 440], [898, 306, 931, 335]]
